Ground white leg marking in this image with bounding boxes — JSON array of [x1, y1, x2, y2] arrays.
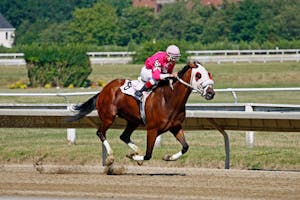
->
[[132, 155, 144, 161], [128, 142, 141, 154], [170, 151, 182, 161], [103, 140, 113, 155]]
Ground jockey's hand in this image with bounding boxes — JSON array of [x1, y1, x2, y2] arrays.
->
[[171, 72, 178, 78]]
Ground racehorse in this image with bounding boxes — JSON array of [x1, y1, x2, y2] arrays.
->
[[69, 61, 215, 165]]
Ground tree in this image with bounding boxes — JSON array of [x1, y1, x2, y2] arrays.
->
[[116, 7, 156, 46], [274, 3, 300, 40], [157, 2, 192, 41], [0, 0, 97, 44], [229, 0, 261, 42], [68, 1, 117, 45]]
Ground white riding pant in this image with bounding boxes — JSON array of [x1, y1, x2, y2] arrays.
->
[[140, 66, 157, 85]]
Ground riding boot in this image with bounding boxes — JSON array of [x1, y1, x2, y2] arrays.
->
[[134, 85, 147, 101]]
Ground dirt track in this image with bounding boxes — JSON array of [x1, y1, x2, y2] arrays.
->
[[0, 164, 300, 200]]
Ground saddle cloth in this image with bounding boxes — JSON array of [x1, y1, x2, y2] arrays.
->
[[120, 79, 144, 96], [120, 79, 151, 124]]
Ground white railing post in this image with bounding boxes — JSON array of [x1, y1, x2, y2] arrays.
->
[[245, 104, 254, 148], [67, 128, 76, 145]]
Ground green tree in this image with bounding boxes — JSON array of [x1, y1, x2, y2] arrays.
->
[[274, 3, 300, 40], [116, 7, 156, 46], [229, 0, 261, 42], [68, 1, 117, 45], [157, 2, 189, 41], [201, 10, 228, 44], [0, 0, 96, 44], [39, 22, 71, 44]]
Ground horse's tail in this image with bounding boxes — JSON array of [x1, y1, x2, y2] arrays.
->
[[67, 93, 99, 122]]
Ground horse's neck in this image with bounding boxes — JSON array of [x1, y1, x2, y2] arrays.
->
[[165, 71, 192, 109]]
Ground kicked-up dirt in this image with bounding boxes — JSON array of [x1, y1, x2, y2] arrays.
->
[[0, 164, 299, 200]]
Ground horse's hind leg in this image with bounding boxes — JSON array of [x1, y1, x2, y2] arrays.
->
[[96, 119, 115, 165], [120, 122, 142, 155]]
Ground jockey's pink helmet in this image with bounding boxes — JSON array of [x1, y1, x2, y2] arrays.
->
[[166, 45, 181, 60]]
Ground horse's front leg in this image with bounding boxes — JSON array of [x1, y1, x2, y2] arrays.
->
[[128, 129, 157, 162], [163, 128, 189, 161]]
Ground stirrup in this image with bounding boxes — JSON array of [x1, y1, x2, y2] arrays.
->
[[134, 95, 143, 102], [134, 91, 143, 101]]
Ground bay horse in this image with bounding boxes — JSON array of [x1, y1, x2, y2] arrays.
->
[[69, 61, 215, 165]]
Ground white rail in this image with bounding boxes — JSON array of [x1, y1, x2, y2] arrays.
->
[[1, 49, 300, 65], [214, 87, 300, 103], [187, 49, 300, 64], [1, 87, 299, 103], [0, 53, 26, 66], [186, 49, 300, 55]]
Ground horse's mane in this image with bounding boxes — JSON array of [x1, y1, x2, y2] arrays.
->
[[177, 64, 190, 79], [157, 63, 190, 87]]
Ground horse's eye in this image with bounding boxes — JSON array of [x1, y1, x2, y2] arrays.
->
[[195, 72, 201, 81]]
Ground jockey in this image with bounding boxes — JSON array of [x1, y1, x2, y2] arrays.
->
[[134, 45, 181, 101]]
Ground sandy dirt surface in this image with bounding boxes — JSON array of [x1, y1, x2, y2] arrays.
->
[[0, 164, 300, 200]]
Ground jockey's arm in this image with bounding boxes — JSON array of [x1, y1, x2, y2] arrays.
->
[[152, 69, 177, 80]]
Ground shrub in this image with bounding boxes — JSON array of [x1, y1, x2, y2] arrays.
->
[[22, 43, 92, 87]]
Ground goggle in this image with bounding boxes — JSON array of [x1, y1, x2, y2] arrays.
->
[[169, 55, 180, 61]]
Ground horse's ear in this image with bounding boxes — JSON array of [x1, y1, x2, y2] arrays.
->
[[188, 61, 197, 68]]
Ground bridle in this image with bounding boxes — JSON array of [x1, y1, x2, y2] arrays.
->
[[176, 76, 204, 94], [176, 71, 213, 99]]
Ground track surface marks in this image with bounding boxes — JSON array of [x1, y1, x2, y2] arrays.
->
[[1, 164, 299, 200]]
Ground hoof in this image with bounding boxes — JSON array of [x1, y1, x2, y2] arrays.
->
[[126, 153, 135, 160], [105, 155, 115, 166], [126, 153, 144, 165], [137, 160, 143, 166], [162, 155, 172, 161]]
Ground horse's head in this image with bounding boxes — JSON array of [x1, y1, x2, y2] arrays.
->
[[178, 61, 215, 100]]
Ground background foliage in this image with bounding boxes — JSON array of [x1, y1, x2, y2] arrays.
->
[[23, 44, 92, 87], [1, 0, 300, 86], [0, 0, 299, 49]]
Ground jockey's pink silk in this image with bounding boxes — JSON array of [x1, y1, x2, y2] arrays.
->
[[145, 51, 175, 80]]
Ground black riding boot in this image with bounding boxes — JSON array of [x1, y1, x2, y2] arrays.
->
[[134, 85, 147, 101]]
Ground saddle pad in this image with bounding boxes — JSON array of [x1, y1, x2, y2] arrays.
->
[[120, 79, 150, 124], [120, 80, 144, 96]]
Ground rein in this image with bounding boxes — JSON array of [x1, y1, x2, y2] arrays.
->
[[176, 76, 204, 95]]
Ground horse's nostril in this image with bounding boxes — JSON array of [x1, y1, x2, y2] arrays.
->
[[206, 91, 215, 100]]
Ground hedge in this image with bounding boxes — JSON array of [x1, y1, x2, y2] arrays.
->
[[22, 44, 92, 87]]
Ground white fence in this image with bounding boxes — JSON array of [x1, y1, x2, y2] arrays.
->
[[187, 49, 300, 64], [1, 87, 299, 103], [0, 53, 26, 66], [1, 49, 300, 65], [215, 87, 300, 103], [87, 52, 135, 64]]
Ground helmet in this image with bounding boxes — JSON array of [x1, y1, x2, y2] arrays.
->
[[166, 45, 181, 61]]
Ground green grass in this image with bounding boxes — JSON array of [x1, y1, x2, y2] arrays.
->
[[0, 62, 300, 170], [0, 128, 299, 170]]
